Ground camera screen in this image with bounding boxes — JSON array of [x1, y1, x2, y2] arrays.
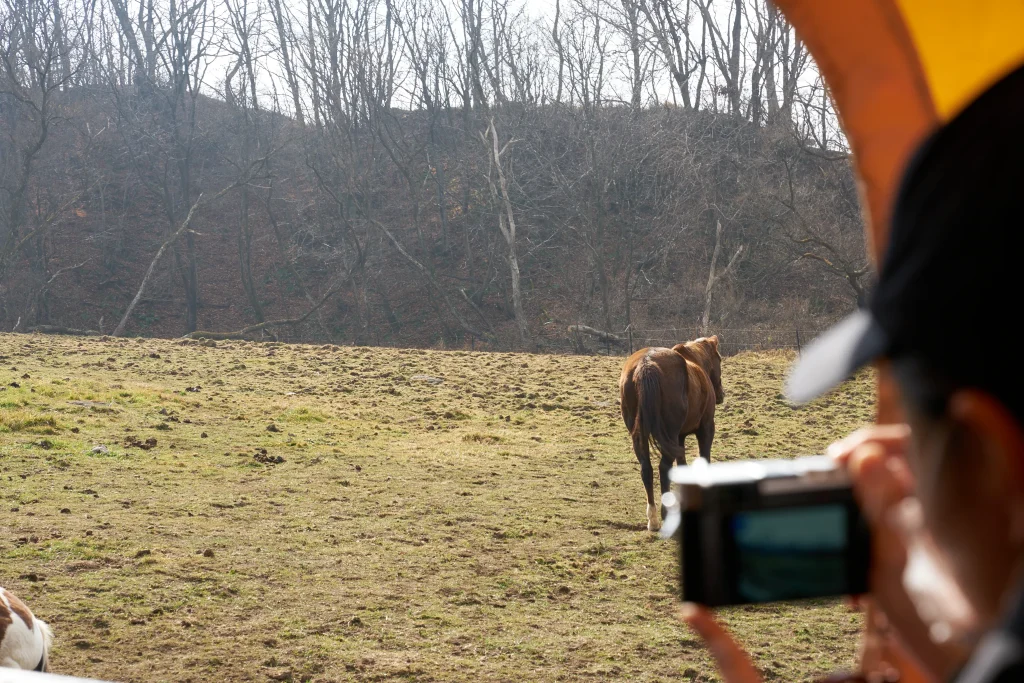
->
[[730, 504, 849, 602]]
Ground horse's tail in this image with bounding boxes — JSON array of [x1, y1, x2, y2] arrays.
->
[[632, 357, 679, 459], [35, 618, 53, 672]]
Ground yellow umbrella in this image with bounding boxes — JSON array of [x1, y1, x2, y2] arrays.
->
[[773, 0, 1024, 259], [771, 0, 1024, 418]]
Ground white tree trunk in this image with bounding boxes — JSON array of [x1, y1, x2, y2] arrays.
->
[[484, 118, 530, 347], [701, 220, 744, 336]]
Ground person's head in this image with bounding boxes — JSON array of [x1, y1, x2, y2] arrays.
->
[[786, 63, 1024, 628], [893, 357, 1024, 626]]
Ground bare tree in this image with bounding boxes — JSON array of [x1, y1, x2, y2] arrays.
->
[[629, 0, 703, 108], [267, 0, 304, 124], [482, 117, 529, 346], [694, 0, 744, 115], [223, 0, 268, 322], [0, 0, 86, 323], [700, 220, 743, 335], [101, 0, 218, 333]]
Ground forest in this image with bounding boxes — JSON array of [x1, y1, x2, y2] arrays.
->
[[0, 0, 868, 352]]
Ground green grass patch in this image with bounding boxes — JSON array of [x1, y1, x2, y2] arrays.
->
[[0, 410, 60, 434], [278, 406, 329, 423]]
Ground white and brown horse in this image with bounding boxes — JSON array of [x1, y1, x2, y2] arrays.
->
[[619, 336, 724, 531], [1, 586, 52, 671]]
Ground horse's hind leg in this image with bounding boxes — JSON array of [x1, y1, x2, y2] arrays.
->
[[634, 435, 659, 532], [658, 451, 676, 520], [675, 435, 687, 467], [696, 420, 715, 463]]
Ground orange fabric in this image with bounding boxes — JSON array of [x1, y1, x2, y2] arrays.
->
[[768, 2, 1024, 423], [771, 0, 938, 265], [771, 0, 940, 423], [896, 0, 1024, 121]]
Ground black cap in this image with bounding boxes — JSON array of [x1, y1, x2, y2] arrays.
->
[[786, 62, 1024, 405]]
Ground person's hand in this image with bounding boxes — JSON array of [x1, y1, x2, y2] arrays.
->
[[829, 425, 915, 622], [678, 603, 761, 683], [678, 603, 913, 683], [856, 597, 936, 683], [830, 425, 968, 681]]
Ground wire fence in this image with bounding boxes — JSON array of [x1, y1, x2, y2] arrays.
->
[[540, 325, 826, 357]]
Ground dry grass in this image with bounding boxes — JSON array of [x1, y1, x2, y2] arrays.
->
[[0, 333, 875, 682]]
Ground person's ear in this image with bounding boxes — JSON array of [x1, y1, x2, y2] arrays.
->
[[948, 390, 1024, 542]]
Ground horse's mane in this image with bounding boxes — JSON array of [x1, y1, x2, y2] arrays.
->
[[675, 337, 717, 372]]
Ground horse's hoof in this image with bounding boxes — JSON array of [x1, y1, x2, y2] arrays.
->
[[646, 503, 661, 532]]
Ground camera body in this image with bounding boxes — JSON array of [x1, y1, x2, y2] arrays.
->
[[667, 455, 870, 607]]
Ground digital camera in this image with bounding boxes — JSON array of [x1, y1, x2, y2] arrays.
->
[[663, 455, 871, 607]]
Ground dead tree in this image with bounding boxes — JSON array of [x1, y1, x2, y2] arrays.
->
[[701, 220, 743, 335], [267, 0, 305, 125], [482, 118, 530, 347], [629, 0, 703, 108], [112, 156, 270, 337], [224, 0, 268, 323]]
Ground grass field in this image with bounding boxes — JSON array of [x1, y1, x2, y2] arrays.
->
[[0, 333, 875, 682]]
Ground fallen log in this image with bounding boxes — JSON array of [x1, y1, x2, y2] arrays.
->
[[29, 325, 101, 337], [567, 324, 627, 345], [183, 279, 345, 341]]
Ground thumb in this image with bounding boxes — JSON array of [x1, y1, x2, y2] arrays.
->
[[679, 603, 762, 683]]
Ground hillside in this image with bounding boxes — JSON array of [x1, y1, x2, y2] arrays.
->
[[1, 333, 875, 682], [2, 90, 866, 353]]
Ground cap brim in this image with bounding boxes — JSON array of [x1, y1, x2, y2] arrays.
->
[[784, 310, 889, 404]]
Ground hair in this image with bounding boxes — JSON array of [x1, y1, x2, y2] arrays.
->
[[893, 356, 1024, 426], [892, 357, 955, 419]]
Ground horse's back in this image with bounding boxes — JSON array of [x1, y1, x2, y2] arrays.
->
[[670, 344, 716, 432], [620, 348, 689, 423], [620, 347, 688, 388]]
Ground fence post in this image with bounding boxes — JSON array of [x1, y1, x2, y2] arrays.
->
[[796, 329, 802, 355], [627, 325, 634, 354]]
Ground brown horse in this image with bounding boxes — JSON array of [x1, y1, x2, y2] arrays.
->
[[619, 336, 724, 531]]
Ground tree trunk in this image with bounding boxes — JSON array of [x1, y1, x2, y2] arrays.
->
[[568, 324, 626, 345], [269, 0, 305, 125], [369, 217, 493, 343], [183, 229, 199, 332], [701, 220, 744, 335], [114, 176, 249, 337], [728, 0, 743, 115], [114, 196, 205, 337], [238, 183, 264, 322], [553, 0, 565, 103], [483, 118, 530, 347]]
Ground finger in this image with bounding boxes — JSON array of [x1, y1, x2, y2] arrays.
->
[[827, 424, 909, 463], [848, 445, 913, 595], [847, 443, 911, 524], [827, 424, 910, 464], [679, 604, 762, 683], [847, 443, 893, 521], [884, 455, 916, 493]]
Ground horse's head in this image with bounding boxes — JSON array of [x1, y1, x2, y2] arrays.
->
[[694, 335, 724, 404]]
